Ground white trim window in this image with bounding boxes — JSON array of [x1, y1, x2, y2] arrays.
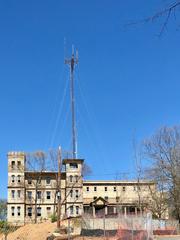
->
[[75, 190, 78, 199], [46, 177, 51, 185], [17, 206, 21, 216], [37, 191, 41, 200], [17, 175, 21, 183], [11, 206, 15, 216], [76, 206, 79, 215], [27, 207, 32, 217], [37, 207, 41, 217], [11, 175, 15, 183], [70, 206, 74, 215], [69, 175, 73, 183], [11, 190, 15, 199], [27, 191, 32, 200], [17, 190, 21, 198], [46, 191, 51, 200]]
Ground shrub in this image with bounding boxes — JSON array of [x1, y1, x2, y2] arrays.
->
[[51, 214, 57, 223]]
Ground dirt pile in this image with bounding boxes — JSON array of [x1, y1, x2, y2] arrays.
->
[[1, 222, 56, 240]]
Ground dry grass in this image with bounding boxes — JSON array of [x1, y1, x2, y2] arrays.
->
[[0, 221, 56, 240]]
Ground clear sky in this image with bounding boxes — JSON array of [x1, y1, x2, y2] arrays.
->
[[0, 0, 180, 199]]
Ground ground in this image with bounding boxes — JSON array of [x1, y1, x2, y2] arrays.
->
[[0, 221, 56, 240], [0, 222, 180, 240]]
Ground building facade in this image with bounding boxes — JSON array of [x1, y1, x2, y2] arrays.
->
[[7, 152, 156, 225]]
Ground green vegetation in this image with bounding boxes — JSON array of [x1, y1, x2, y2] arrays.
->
[[50, 213, 57, 223]]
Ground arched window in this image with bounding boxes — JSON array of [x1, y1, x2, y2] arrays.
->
[[75, 175, 78, 183], [76, 206, 79, 215], [70, 190, 73, 198], [11, 175, 15, 183], [17, 175, 21, 183], [70, 206, 73, 215], [69, 175, 73, 182]]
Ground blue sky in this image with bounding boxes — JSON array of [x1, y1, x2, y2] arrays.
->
[[0, 0, 180, 198]]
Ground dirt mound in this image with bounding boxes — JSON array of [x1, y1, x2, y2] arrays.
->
[[4, 222, 56, 240]]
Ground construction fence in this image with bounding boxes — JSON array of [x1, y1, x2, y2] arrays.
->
[[81, 214, 179, 240]]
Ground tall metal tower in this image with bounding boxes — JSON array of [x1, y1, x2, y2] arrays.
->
[[65, 46, 78, 159]]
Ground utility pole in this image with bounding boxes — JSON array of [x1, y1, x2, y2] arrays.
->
[[65, 46, 78, 159], [57, 146, 62, 229]]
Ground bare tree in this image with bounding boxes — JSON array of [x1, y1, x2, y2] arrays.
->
[[144, 167, 169, 219], [127, 1, 180, 36], [132, 135, 144, 214], [142, 126, 180, 222], [26, 151, 47, 223]]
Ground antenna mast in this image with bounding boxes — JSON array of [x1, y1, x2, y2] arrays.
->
[[65, 46, 78, 159]]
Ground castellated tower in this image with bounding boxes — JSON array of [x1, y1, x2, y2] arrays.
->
[[63, 159, 84, 217], [7, 152, 26, 225]]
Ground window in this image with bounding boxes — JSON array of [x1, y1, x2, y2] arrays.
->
[[93, 196, 97, 200], [75, 175, 79, 183], [11, 175, 15, 183], [46, 191, 51, 200], [27, 207, 32, 217], [27, 191, 32, 200], [114, 187, 116, 192], [28, 178, 32, 185], [17, 206, 21, 216], [17, 161, 21, 169], [116, 196, 120, 202], [11, 206, 15, 216], [94, 187, 97, 191], [11, 161, 15, 169], [70, 163, 78, 169], [105, 196, 108, 201], [47, 207, 51, 216], [70, 190, 73, 198], [76, 206, 79, 215], [69, 175, 73, 183], [105, 187, 107, 191], [86, 187, 89, 192], [75, 190, 78, 199], [38, 178, 41, 185], [133, 186, 136, 191], [37, 191, 41, 199], [123, 186, 126, 191], [37, 207, 41, 217], [17, 175, 21, 183], [70, 206, 73, 215], [17, 190, 21, 198], [11, 190, 15, 198], [46, 177, 51, 185]]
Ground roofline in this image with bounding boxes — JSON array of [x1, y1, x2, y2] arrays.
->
[[62, 158, 84, 164], [83, 180, 155, 184]]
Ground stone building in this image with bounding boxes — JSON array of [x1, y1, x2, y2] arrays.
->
[[7, 151, 156, 225]]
